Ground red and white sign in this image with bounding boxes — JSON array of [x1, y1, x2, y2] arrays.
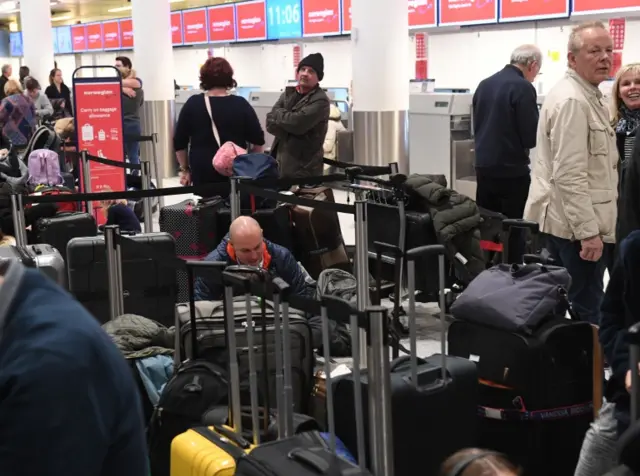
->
[[71, 25, 88, 52], [341, 0, 351, 33], [609, 18, 626, 50], [302, 0, 341, 37], [103, 21, 121, 50], [86, 23, 103, 51], [415, 33, 427, 60], [119, 19, 134, 49], [208, 4, 236, 43], [293, 45, 302, 67], [439, 0, 498, 26], [415, 60, 428, 80], [409, 0, 436, 29], [235, 0, 267, 42], [182, 8, 209, 44], [171, 11, 184, 45], [500, 0, 569, 22], [573, 0, 640, 15], [74, 79, 126, 225]]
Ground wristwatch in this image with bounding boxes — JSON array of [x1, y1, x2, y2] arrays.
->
[[179, 165, 190, 173]]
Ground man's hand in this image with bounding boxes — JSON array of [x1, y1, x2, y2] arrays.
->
[[123, 87, 136, 98], [580, 235, 603, 262], [625, 364, 640, 393], [179, 171, 191, 186]]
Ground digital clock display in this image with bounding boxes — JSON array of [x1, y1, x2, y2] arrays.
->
[[266, 0, 302, 40]]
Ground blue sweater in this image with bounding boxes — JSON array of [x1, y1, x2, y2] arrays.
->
[[0, 268, 148, 476]]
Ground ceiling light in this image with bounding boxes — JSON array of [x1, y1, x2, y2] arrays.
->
[[51, 14, 73, 21], [0, 1, 17, 12], [108, 0, 184, 13]]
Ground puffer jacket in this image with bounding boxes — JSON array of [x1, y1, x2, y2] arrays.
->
[[266, 86, 330, 179], [405, 174, 485, 280], [101, 314, 175, 360], [323, 104, 346, 161]]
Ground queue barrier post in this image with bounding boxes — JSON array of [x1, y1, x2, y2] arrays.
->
[[353, 187, 370, 369], [230, 177, 242, 220], [141, 159, 154, 233], [81, 150, 93, 218], [150, 133, 164, 209], [10, 194, 27, 247]]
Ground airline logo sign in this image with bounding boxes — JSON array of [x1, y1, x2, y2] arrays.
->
[[171, 12, 184, 45], [303, 0, 340, 36], [209, 5, 236, 42], [408, 0, 436, 28], [236, 0, 267, 41], [183, 9, 209, 44]]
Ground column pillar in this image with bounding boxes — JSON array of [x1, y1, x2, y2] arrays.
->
[[20, 0, 54, 84], [351, 0, 409, 173], [132, 0, 176, 180]]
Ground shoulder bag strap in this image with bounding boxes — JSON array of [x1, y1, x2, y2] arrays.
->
[[203, 93, 222, 148]]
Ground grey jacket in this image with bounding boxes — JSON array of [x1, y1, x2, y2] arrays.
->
[[266, 86, 330, 179], [122, 87, 144, 120], [26, 91, 53, 118]]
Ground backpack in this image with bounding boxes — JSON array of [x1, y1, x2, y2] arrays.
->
[[27, 149, 63, 187], [213, 142, 247, 177], [29, 184, 78, 213], [24, 125, 61, 157], [232, 153, 279, 211], [147, 359, 228, 476]]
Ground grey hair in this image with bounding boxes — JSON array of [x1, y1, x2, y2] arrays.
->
[[568, 21, 607, 54], [510, 45, 542, 68], [1, 64, 10, 75]]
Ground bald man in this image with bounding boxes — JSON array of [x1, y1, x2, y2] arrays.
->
[[194, 216, 315, 301]]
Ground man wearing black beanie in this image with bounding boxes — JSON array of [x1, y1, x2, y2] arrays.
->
[[266, 52, 330, 179]]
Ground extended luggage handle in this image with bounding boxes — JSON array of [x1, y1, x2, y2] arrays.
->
[[405, 244, 449, 390], [626, 322, 640, 421], [501, 219, 540, 264], [270, 276, 292, 438]]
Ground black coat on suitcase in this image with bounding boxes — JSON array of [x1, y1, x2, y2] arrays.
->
[[67, 232, 178, 326], [33, 212, 97, 261], [447, 318, 595, 476]]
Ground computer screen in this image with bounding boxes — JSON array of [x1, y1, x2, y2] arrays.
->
[[235, 86, 260, 99], [327, 87, 349, 112]]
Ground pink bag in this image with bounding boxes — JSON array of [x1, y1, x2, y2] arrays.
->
[[213, 142, 247, 176]]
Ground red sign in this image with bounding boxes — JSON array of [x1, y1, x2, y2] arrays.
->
[[236, 0, 267, 42], [74, 79, 126, 225], [409, 0, 436, 29], [439, 0, 497, 26], [341, 0, 351, 33], [171, 11, 184, 45], [103, 21, 121, 50], [183, 8, 209, 44], [208, 4, 236, 42], [415, 33, 427, 59], [71, 25, 88, 52], [573, 0, 640, 15], [120, 19, 134, 49], [500, 0, 569, 22], [86, 23, 103, 51], [302, 0, 341, 36], [415, 60, 428, 80], [609, 18, 626, 50]]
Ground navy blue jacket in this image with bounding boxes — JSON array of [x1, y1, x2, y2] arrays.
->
[[0, 268, 148, 476], [194, 235, 315, 301], [472, 65, 539, 178], [600, 230, 640, 432], [106, 203, 141, 233]]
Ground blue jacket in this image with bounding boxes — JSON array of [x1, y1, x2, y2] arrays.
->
[[0, 268, 148, 476], [600, 230, 640, 432], [194, 234, 315, 301]]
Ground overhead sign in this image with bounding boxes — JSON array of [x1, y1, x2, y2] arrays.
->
[[73, 72, 126, 225], [120, 19, 134, 49], [57, 26, 73, 54], [236, 0, 267, 42], [439, 0, 498, 26], [302, 0, 341, 37], [500, 0, 569, 22], [183, 8, 209, 44], [102, 21, 121, 50], [341, 0, 351, 33], [86, 23, 104, 51], [171, 11, 184, 45], [266, 0, 302, 40], [9, 32, 22, 57], [71, 25, 88, 52], [408, 0, 436, 29], [208, 4, 237, 43], [572, 0, 640, 15]]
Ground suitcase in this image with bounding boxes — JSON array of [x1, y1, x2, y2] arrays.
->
[[448, 302, 594, 475], [234, 289, 371, 475], [176, 297, 314, 414], [66, 232, 178, 325], [289, 186, 350, 279], [33, 212, 97, 262], [0, 244, 65, 286], [333, 243, 478, 476], [215, 205, 294, 251]]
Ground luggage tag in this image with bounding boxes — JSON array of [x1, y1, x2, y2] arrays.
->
[[0, 259, 26, 340]]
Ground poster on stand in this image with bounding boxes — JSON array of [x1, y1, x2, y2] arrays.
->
[[73, 71, 126, 225]]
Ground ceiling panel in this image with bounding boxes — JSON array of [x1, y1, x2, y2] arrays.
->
[[5, 0, 239, 27]]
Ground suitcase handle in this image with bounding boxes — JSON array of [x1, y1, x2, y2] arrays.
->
[[501, 218, 539, 233], [288, 448, 330, 474], [212, 424, 252, 450], [406, 244, 446, 260]]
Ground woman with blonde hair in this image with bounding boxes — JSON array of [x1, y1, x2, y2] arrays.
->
[[0, 79, 36, 153], [440, 449, 519, 476], [611, 62, 640, 245]]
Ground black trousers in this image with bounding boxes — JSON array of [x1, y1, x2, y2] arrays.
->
[[476, 174, 531, 263]]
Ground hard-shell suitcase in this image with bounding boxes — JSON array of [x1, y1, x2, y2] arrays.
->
[[33, 212, 97, 262], [215, 205, 294, 251], [289, 186, 350, 278], [159, 197, 223, 302], [66, 232, 177, 325], [0, 244, 65, 286], [333, 243, 478, 476]]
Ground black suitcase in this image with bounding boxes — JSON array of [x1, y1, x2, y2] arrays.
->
[[66, 232, 178, 326], [216, 205, 294, 251], [333, 243, 478, 476], [447, 316, 595, 476], [33, 212, 97, 262]]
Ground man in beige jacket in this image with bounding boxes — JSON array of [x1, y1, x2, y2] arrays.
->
[[524, 21, 617, 325]]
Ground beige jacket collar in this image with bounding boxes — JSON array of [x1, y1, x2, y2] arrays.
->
[[565, 68, 603, 101]]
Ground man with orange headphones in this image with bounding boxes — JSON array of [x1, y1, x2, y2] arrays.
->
[[194, 216, 315, 301]]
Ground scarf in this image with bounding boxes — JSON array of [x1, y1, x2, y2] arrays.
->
[[616, 104, 640, 135]]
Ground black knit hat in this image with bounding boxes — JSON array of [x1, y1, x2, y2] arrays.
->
[[297, 53, 324, 81]]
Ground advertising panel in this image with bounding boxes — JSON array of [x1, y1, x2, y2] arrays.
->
[[302, 0, 341, 37], [208, 4, 236, 42], [266, 0, 302, 40], [183, 8, 209, 44], [236, 0, 267, 42], [172, 11, 184, 45], [408, 0, 436, 29], [572, 0, 640, 15], [439, 0, 498, 27], [86, 23, 104, 51], [120, 18, 134, 49], [71, 25, 88, 52], [500, 0, 569, 22], [103, 21, 121, 50]]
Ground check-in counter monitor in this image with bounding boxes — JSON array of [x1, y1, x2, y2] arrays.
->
[[235, 87, 260, 100]]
